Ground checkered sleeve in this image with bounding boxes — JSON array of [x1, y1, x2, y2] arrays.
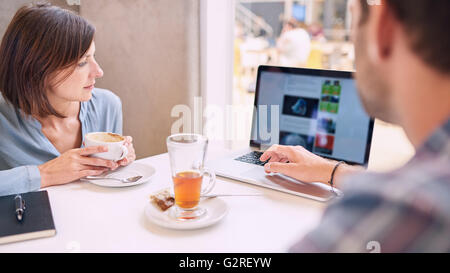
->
[[288, 190, 446, 253]]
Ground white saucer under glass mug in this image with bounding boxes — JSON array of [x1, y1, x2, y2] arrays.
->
[[166, 134, 216, 221]]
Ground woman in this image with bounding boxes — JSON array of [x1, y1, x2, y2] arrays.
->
[[0, 3, 136, 195]]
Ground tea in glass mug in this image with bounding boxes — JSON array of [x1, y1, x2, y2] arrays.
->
[[166, 134, 216, 221], [173, 170, 203, 209]]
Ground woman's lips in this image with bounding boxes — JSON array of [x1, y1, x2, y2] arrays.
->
[[84, 84, 95, 90]]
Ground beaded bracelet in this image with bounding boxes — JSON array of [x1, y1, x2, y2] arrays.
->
[[329, 161, 346, 191]]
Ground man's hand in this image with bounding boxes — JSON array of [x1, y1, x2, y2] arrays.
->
[[260, 145, 364, 188], [260, 144, 335, 183]]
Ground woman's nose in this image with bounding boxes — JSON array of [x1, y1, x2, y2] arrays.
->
[[92, 60, 104, 79], [96, 65, 104, 79]]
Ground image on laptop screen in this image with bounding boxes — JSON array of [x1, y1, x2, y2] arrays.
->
[[251, 66, 374, 166]]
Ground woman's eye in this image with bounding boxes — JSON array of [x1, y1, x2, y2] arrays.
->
[[78, 61, 88, 67]]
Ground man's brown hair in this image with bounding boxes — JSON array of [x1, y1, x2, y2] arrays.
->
[[0, 2, 95, 118], [360, 0, 450, 74]]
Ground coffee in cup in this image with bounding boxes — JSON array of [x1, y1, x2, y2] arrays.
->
[[86, 132, 124, 143], [84, 132, 128, 161]]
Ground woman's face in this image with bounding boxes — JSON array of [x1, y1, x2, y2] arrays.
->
[[48, 41, 103, 103]]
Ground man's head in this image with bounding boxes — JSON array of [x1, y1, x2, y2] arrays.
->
[[350, 0, 450, 123]]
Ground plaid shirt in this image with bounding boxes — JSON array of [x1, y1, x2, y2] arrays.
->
[[290, 118, 450, 253]]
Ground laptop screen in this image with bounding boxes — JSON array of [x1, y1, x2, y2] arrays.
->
[[250, 66, 374, 166]]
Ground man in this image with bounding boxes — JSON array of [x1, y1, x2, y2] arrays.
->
[[261, 0, 450, 252]]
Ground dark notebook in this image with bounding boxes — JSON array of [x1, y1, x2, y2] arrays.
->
[[0, 190, 56, 244]]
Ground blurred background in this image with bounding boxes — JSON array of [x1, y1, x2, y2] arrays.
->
[[230, 0, 414, 172], [0, 0, 415, 171]]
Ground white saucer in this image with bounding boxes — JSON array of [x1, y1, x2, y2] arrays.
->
[[81, 162, 155, 187], [145, 198, 228, 230]]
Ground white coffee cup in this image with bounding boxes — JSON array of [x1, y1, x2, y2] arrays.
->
[[84, 132, 128, 161]]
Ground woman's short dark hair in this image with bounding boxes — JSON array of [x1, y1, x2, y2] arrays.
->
[[0, 2, 95, 117], [360, 0, 450, 74]]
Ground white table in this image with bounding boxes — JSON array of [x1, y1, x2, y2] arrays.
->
[[0, 146, 326, 253], [0, 121, 415, 253]]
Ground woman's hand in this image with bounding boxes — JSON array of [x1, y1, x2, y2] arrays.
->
[[38, 145, 119, 188], [260, 145, 364, 188], [116, 136, 136, 166]]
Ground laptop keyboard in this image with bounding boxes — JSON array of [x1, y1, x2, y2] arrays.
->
[[235, 151, 268, 166]]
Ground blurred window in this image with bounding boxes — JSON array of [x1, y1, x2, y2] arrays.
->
[[234, 0, 353, 96]]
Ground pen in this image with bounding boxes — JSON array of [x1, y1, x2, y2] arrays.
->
[[14, 194, 26, 222]]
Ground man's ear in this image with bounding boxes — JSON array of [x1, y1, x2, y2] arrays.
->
[[366, 2, 396, 63]]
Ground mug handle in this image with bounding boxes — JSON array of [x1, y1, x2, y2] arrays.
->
[[118, 145, 128, 161], [201, 168, 216, 195]]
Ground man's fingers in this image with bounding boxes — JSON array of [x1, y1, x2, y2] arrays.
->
[[260, 150, 281, 161], [260, 149, 272, 161], [271, 145, 297, 159], [77, 145, 108, 155], [264, 162, 296, 177], [261, 145, 295, 161], [268, 154, 287, 163], [280, 158, 289, 163]]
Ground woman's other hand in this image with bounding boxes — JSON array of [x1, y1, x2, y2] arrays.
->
[[116, 136, 136, 166]]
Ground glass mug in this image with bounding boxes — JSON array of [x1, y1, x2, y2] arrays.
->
[[166, 134, 216, 220]]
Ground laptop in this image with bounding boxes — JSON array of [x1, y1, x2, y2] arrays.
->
[[208, 65, 374, 202]]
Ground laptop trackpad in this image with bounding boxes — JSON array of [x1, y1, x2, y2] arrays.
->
[[241, 167, 338, 200]]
